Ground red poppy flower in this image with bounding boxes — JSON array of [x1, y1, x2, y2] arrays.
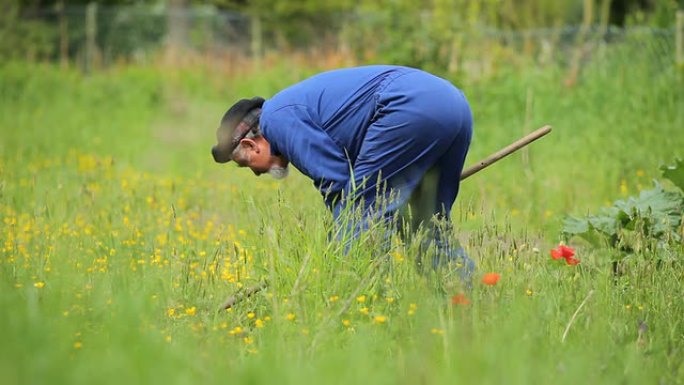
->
[[566, 257, 580, 266], [451, 293, 470, 305], [482, 273, 501, 286], [559, 245, 575, 258], [550, 244, 580, 265]]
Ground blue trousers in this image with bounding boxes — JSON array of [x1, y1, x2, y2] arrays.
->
[[332, 70, 474, 278]]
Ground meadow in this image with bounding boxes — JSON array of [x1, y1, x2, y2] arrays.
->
[[1, 34, 683, 384]]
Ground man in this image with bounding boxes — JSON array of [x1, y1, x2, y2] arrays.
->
[[212, 65, 474, 277]]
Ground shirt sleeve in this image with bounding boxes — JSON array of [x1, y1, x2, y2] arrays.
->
[[260, 104, 351, 207]]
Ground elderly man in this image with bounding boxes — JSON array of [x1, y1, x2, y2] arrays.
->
[[212, 65, 474, 277]]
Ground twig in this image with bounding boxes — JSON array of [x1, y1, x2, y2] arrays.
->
[[220, 281, 268, 310], [561, 289, 595, 343]]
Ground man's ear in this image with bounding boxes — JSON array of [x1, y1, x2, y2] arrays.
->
[[239, 138, 260, 153]]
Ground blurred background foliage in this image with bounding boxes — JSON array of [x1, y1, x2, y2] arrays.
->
[[1, 0, 682, 77]]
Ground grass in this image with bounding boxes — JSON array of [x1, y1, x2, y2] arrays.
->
[[1, 33, 683, 385]]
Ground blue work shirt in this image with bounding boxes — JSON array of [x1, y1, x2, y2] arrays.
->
[[260, 66, 402, 202], [259, 65, 472, 216]]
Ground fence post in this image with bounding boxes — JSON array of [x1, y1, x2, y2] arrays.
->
[[165, 0, 189, 65], [566, 0, 595, 86], [85, 2, 97, 73], [250, 14, 263, 67], [57, 1, 69, 69], [677, 10, 683, 67]]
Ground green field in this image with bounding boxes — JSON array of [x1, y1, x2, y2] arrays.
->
[[1, 35, 683, 384]]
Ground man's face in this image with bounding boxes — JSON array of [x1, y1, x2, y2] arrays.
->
[[234, 137, 289, 179]]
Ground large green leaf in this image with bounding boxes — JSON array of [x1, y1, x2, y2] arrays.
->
[[561, 215, 588, 234], [562, 181, 683, 254], [661, 158, 684, 191], [613, 182, 682, 220], [562, 215, 611, 247]]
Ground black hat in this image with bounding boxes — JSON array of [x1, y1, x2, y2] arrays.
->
[[212, 96, 265, 163]]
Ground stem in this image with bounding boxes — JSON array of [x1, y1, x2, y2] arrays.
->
[[561, 289, 595, 343]]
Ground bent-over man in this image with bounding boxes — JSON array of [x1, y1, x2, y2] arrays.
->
[[212, 65, 474, 279]]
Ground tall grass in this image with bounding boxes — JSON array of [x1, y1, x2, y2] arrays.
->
[[0, 32, 683, 385]]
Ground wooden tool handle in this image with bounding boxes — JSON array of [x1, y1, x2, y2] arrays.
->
[[460, 125, 552, 181]]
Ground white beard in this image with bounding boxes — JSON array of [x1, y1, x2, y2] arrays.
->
[[268, 165, 289, 180]]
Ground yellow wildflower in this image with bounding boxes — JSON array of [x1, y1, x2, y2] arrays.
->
[[73, 342, 83, 349], [391, 251, 404, 262], [329, 295, 339, 302], [356, 295, 366, 303], [286, 313, 296, 321], [255, 319, 264, 329], [359, 307, 369, 315], [33, 282, 45, 289], [620, 179, 628, 195], [342, 319, 351, 327], [373, 315, 387, 324], [247, 312, 255, 319], [185, 306, 197, 316]]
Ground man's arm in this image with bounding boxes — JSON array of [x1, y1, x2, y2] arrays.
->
[[260, 105, 351, 203]]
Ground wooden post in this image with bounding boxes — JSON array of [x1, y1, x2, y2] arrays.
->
[[84, 2, 97, 73], [566, 0, 595, 86], [677, 10, 683, 67], [165, 0, 189, 65], [57, 1, 69, 69], [250, 14, 263, 67]]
